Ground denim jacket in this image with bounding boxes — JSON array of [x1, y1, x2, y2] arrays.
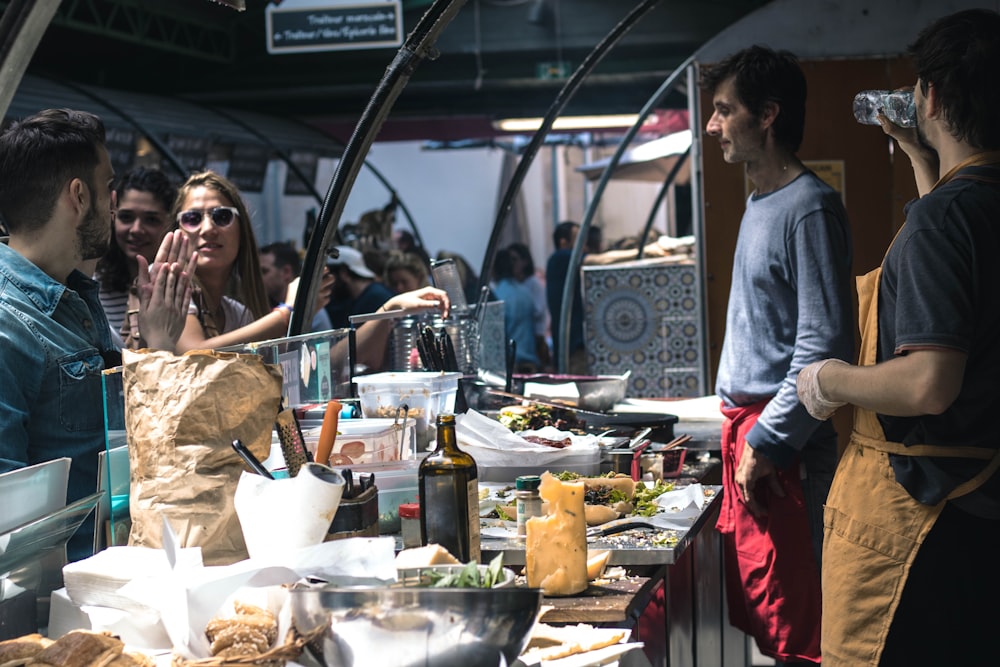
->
[[0, 243, 117, 558]]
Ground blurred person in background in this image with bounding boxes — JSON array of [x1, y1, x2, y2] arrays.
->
[[392, 228, 431, 270], [584, 224, 603, 254], [493, 247, 540, 373], [545, 221, 587, 374], [325, 244, 394, 329], [259, 241, 333, 332], [362, 246, 389, 285], [384, 248, 430, 294], [508, 242, 551, 370]]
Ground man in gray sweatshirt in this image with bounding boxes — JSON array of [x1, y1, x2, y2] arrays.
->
[[701, 46, 854, 665]]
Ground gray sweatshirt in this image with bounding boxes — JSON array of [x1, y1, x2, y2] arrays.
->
[[715, 171, 854, 467]]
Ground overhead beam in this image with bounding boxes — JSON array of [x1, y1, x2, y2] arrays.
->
[[48, 0, 236, 62], [0, 0, 60, 119]]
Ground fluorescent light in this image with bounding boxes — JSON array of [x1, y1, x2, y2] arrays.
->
[[493, 114, 644, 132]]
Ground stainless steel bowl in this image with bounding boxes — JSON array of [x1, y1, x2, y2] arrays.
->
[[519, 372, 629, 412], [290, 586, 542, 667]]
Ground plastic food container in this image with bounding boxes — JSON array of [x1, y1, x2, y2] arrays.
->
[[350, 459, 420, 534], [301, 418, 416, 465], [356, 372, 461, 451]]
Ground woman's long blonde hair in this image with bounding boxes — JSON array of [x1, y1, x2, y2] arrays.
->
[[173, 170, 270, 320]]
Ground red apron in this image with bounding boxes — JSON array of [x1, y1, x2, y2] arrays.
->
[[716, 399, 822, 663]]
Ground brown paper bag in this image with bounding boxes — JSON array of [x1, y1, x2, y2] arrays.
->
[[122, 349, 283, 565]]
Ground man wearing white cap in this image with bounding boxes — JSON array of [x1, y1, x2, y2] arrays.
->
[[325, 245, 394, 329]]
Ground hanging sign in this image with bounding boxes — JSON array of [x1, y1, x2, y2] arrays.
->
[[228, 143, 271, 193], [266, 0, 403, 54]]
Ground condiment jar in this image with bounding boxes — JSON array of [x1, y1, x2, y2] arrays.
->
[[515, 475, 543, 538], [398, 502, 422, 548]]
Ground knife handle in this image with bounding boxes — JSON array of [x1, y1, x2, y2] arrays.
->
[[316, 399, 342, 466]]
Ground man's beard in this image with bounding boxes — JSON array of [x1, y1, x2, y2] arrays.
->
[[915, 118, 936, 155], [78, 200, 111, 261]]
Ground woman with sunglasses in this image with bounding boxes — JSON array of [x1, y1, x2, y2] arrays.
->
[[171, 171, 447, 367], [171, 170, 316, 353]]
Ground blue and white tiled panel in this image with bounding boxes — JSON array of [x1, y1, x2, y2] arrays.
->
[[582, 262, 705, 398], [582, 262, 700, 321]]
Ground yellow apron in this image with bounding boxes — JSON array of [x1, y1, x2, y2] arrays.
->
[[821, 155, 1000, 666]]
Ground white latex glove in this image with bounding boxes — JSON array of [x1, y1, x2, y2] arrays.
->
[[797, 359, 848, 420]]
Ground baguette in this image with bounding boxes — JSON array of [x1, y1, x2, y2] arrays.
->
[[581, 474, 636, 501]]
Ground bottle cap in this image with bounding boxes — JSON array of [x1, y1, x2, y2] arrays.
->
[[398, 502, 420, 518], [515, 475, 541, 490]]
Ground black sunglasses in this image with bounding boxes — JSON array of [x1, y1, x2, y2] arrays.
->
[[176, 206, 239, 231]]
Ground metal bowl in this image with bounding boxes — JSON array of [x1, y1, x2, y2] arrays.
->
[[518, 372, 629, 412], [290, 585, 542, 667], [396, 563, 516, 588]]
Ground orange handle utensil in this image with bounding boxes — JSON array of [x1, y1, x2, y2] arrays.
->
[[316, 399, 342, 466]]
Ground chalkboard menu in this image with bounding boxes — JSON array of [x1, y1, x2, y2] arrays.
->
[[228, 143, 271, 193], [266, 1, 402, 54], [284, 149, 319, 196], [105, 126, 136, 174], [166, 134, 210, 174]]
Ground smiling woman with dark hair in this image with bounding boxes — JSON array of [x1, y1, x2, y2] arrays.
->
[[95, 167, 177, 338]]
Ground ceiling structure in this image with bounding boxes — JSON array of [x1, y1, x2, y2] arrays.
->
[[17, 0, 772, 141]]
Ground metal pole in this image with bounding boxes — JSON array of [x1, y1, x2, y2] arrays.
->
[[477, 0, 663, 295], [0, 0, 60, 119], [636, 148, 689, 259], [557, 55, 693, 372], [291, 0, 468, 336]]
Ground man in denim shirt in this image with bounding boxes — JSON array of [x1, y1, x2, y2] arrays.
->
[[0, 109, 191, 560]]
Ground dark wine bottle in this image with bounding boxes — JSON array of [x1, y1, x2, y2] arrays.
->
[[418, 413, 480, 563]]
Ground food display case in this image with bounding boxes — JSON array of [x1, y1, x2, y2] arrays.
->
[[222, 328, 353, 408]]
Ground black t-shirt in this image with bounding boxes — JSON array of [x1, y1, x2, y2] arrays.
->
[[877, 164, 1000, 513]]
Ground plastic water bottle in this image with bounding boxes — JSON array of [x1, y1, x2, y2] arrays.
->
[[853, 90, 916, 127]]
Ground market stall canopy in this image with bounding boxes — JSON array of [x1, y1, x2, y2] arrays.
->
[[576, 129, 692, 183]]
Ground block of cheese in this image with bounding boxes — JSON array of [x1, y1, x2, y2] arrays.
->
[[394, 543, 461, 568], [586, 549, 611, 580], [525, 472, 588, 596]]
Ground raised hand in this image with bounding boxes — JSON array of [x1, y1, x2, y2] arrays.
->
[[136, 230, 198, 352]]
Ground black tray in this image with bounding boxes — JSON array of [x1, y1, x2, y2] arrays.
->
[[585, 411, 678, 440]]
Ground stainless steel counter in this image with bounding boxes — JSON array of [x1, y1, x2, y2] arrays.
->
[[481, 484, 722, 567], [481, 484, 743, 667]]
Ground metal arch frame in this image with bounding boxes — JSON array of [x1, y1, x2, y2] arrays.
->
[[636, 147, 689, 259], [199, 104, 327, 206], [476, 0, 663, 295], [293, 118, 428, 252], [555, 56, 693, 372], [291, 0, 468, 336], [53, 77, 190, 179]]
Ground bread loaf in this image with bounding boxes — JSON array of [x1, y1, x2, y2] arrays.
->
[[0, 633, 53, 665], [28, 630, 123, 667]]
